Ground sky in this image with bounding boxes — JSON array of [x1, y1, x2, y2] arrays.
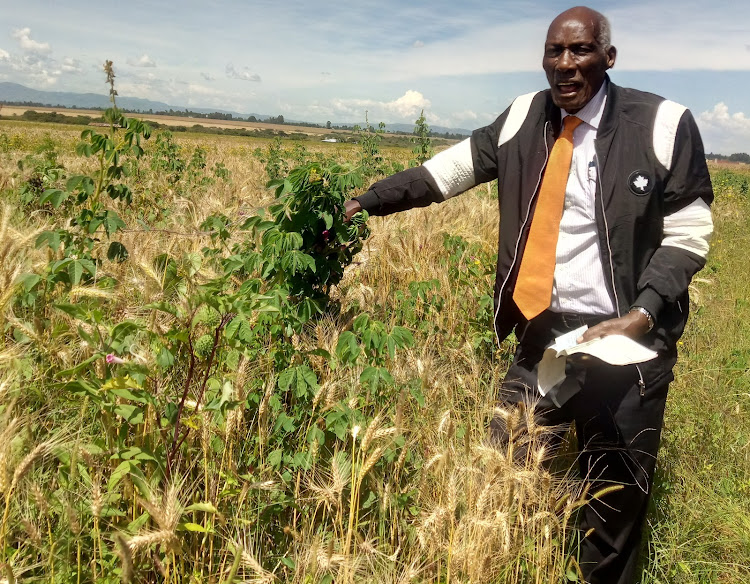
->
[[1, 0, 749, 153]]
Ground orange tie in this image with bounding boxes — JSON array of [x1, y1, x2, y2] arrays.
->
[[513, 115, 583, 320]]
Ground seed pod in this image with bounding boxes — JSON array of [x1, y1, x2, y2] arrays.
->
[[194, 334, 215, 359]]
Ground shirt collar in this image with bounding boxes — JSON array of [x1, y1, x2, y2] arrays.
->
[[562, 80, 608, 130]]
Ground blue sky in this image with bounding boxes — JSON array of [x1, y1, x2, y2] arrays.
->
[[1, 0, 749, 153]]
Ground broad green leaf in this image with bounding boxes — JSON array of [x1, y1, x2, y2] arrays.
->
[[35, 230, 62, 251], [335, 331, 360, 364], [117, 446, 157, 462], [54, 303, 90, 322], [144, 301, 179, 316], [179, 522, 213, 533], [126, 512, 150, 534], [274, 412, 297, 433], [108, 460, 135, 492], [184, 252, 202, 276], [109, 388, 153, 405], [114, 404, 145, 425], [99, 506, 127, 518], [40, 188, 69, 208], [278, 365, 318, 397], [110, 321, 140, 350], [281, 557, 296, 570], [185, 502, 219, 513], [103, 212, 126, 236], [225, 316, 253, 343], [391, 326, 414, 347], [387, 336, 397, 360], [295, 297, 323, 322], [157, 347, 175, 368], [17, 273, 41, 292], [66, 175, 95, 196], [307, 426, 325, 446], [69, 260, 84, 286], [107, 241, 129, 262], [280, 251, 316, 275], [57, 355, 106, 379], [268, 449, 283, 468], [353, 313, 370, 332]]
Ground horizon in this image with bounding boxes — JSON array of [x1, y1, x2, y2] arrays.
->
[[0, 80, 477, 135], [2, 1, 749, 152]]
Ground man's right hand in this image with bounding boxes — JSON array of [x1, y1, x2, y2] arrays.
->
[[344, 199, 362, 222]]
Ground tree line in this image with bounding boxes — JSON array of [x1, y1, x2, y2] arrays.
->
[[706, 152, 750, 163]]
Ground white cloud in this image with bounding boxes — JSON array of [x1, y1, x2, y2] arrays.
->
[[697, 103, 750, 154], [187, 83, 223, 97], [413, 40, 424, 48], [0, 49, 9, 61], [61, 57, 82, 73], [128, 54, 156, 68], [330, 90, 432, 122], [278, 90, 488, 127], [11, 28, 51, 55], [226, 64, 261, 82], [388, 90, 431, 118], [201, 72, 215, 81], [2, 52, 60, 85], [453, 110, 478, 122]]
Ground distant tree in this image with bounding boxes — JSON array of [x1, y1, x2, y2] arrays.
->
[[729, 152, 750, 163], [326, 120, 332, 129]]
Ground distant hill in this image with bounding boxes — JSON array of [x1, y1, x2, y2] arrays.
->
[[0, 81, 471, 136], [385, 122, 471, 137], [0, 82, 264, 120]]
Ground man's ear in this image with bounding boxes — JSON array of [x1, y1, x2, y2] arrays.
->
[[607, 46, 617, 69]]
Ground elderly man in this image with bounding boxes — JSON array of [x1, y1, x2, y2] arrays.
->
[[345, 6, 713, 583]]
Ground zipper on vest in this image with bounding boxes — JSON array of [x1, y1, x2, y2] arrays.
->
[[593, 150, 620, 315], [594, 151, 648, 396], [493, 121, 551, 345]]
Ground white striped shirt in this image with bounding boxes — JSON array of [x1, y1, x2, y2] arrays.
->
[[550, 82, 617, 315]]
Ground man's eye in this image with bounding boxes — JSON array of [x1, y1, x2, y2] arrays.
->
[[545, 48, 561, 58]]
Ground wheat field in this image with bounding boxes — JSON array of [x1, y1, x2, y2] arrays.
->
[[0, 117, 748, 583]]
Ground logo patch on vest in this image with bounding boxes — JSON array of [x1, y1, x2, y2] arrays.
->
[[628, 170, 653, 196]]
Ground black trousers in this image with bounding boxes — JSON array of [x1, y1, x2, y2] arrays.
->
[[491, 311, 669, 584]]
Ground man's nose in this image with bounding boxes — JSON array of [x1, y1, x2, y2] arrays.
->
[[556, 49, 575, 71]]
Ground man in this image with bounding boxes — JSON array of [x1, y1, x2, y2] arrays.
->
[[345, 6, 713, 583]]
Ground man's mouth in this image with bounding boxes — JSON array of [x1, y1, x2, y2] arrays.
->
[[556, 82, 581, 95]]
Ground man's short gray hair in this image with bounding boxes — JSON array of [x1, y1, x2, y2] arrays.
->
[[596, 15, 612, 50]]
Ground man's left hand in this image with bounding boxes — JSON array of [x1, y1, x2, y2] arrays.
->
[[344, 199, 362, 222], [577, 310, 651, 343]]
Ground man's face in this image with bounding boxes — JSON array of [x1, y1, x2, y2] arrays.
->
[[543, 15, 616, 113]]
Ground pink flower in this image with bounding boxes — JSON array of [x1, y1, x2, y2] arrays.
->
[[106, 353, 126, 365]]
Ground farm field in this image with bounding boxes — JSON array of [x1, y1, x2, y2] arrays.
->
[[0, 114, 748, 583], [0, 105, 345, 137]]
